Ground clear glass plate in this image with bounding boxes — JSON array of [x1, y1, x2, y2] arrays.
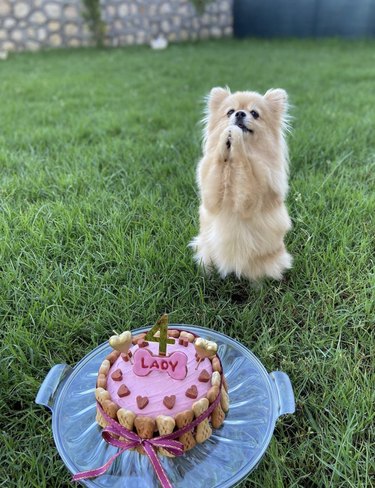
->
[[36, 325, 295, 488]]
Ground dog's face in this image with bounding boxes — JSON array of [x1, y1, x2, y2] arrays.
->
[[204, 87, 289, 151]]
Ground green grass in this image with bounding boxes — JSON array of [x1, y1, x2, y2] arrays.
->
[[0, 38, 374, 487]]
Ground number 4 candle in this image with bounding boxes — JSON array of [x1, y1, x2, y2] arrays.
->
[[144, 313, 174, 356]]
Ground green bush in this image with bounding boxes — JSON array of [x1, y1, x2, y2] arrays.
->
[[81, 0, 106, 47], [191, 0, 214, 14]]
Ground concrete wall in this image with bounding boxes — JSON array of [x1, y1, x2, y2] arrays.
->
[[0, 0, 233, 53]]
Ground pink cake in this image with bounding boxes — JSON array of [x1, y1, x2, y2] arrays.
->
[[95, 325, 229, 453]]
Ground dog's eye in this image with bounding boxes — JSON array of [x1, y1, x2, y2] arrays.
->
[[250, 110, 259, 119], [227, 109, 235, 117]]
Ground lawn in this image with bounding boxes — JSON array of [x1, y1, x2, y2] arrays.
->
[[0, 38, 374, 487]]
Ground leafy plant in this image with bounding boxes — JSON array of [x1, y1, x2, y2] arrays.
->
[[81, 0, 106, 47], [190, 0, 214, 14]]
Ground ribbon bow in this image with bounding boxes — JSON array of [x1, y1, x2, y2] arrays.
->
[[72, 404, 184, 488], [73, 371, 223, 488]]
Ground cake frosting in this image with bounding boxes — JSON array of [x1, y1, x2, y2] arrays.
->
[[107, 341, 213, 418]]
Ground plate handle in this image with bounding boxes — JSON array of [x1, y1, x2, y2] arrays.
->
[[35, 364, 73, 412], [269, 371, 295, 419]]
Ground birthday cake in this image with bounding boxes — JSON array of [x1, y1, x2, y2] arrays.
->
[[95, 315, 229, 453]]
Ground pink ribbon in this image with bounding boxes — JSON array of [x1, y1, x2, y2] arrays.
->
[[72, 373, 223, 488]]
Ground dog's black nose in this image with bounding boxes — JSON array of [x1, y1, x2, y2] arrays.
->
[[235, 111, 246, 119]]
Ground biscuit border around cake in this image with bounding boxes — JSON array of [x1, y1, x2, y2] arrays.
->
[[95, 328, 229, 454]]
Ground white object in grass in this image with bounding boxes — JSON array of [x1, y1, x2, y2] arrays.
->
[[150, 36, 168, 50]]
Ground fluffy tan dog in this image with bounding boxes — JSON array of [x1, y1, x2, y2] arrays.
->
[[191, 87, 292, 281]]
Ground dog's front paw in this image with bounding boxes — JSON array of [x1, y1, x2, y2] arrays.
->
[[219, 128, 232, 161], [226, 130, 232, 150], [230, 125, 243, 144]]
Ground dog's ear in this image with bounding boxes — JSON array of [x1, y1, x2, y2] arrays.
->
[[207, 87, 231, 112], [264, 88, 288, 116]]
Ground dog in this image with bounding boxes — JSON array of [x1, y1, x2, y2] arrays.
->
[[190, 86, 292, 281]]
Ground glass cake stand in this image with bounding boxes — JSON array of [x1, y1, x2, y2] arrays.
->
[[35, 325, 295, 488]]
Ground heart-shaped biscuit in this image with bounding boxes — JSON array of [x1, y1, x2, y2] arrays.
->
[[136, 395, 149, 410], [194, 338, 218, 359], [163, 395, 176, 409], [109, 331, 132, 354], [117, 384, 131, 397], [198, 369, 211, 383], [111, 369, 123, 381], [185, 385, 198, 399]]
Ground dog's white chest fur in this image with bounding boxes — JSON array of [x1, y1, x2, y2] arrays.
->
[[193, 205, 292, 280]]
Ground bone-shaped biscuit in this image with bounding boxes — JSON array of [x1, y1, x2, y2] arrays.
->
[[223, 375, 228, 392], [134, 416, 155, 455], [211, 371, 221, 387], [156, 415, 176, 457], [117, 408, 136, 430], [207, 382, 226, 428], [105, 350, 121, 365], [95, 387, 110, 405], [168, 329, 181, 338], [154, 329, 180, 338], [95, 387, 118, 418], [212, 356, 222, 373], [207, 385, 220, 404], [98, 359, 110, 375], [220, 386, 229, 413], [180, 331, 195, 343], [96, 409, 108, 428], [102, 399, 119, 418], [192, 398, 212, 443], [175, 409, 196, 451], [96, 373, 107, 389], [132, 333, 146, 345], [134, 416, 155, 439], [117, 408, 136, 446], [211, 371, 229, 413], [211, 402, 225, 429]]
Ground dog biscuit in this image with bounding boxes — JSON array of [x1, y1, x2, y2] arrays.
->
[[95, 387, 110, 405], [95, 410, 108, 428], [96, 373, 107, 389], [192, 398, 212, 443], [117, 408, 136, 430], [220, 386, 230, 413], [117, 408, 136, 445], [180, 331, 195, 343], [98, 359, 110, 375], [175, 410, 196, 451], [156, 415, 176, 457], [105, 350, 121, 365], [134, 416, 155, 439], [132, 333, 146, 345], [211, 402, 225, 428], [102, 399, 119, 418], [168, 329, 181, 338], [206, 385, 220, 404], [222, 375, 228, 392], [211, 371, 221, 387], [212, 356, 222, 373]]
